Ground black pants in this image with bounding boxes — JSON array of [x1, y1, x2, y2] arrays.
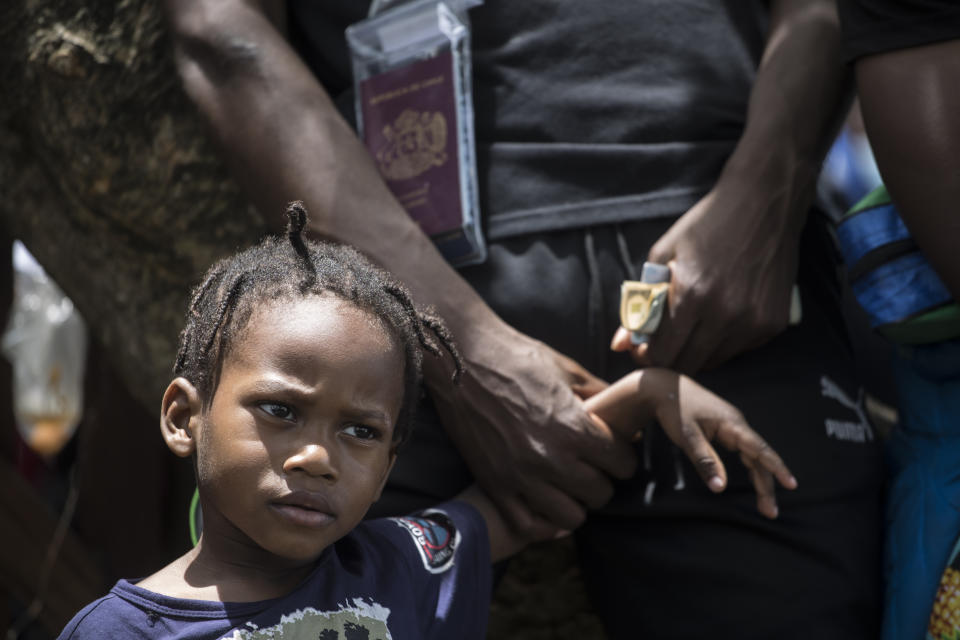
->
[[370, 213, 883, 639]]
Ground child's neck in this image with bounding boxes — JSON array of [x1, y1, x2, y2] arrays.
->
[[137, 539, 323, 602]]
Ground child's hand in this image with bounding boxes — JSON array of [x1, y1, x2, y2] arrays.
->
[[583, 368, 797, 519]]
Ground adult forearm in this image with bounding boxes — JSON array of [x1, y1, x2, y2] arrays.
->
[[164, 0, 499, 362], [638, 0, 854, 372], [721, 0, 852, 227]]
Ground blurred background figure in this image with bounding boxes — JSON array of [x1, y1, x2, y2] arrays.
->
[[821, 100, 883, 210], [837, 1, 960, 638]]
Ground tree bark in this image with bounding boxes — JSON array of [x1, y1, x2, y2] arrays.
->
[[0, 0, 262, 411]]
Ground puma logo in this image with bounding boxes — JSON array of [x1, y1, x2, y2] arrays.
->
[[821, 375, 874, 443]]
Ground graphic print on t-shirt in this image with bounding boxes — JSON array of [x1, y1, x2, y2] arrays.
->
[[820, 375, 874, 443], [223, 599, 392, 640], [392, 509, 461, 574]]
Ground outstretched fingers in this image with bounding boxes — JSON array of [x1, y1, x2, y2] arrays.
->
[[659, 407, 729, 492], [714, 414, 797, 519], [716, 417, 798, 491], [743, 454, 778, 519]]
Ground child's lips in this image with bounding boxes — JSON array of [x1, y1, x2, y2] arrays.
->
[[271, 491, 335, 528]]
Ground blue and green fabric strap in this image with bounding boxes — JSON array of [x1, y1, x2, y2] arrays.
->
[[838, 186, 960, 345]]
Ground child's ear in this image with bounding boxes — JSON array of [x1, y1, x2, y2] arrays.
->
[[160, 377, 203, 458], [373, 453, 398, 502]]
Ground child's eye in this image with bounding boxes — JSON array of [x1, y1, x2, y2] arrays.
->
[[342, 424, 380, 440], [259, 402, 295, 421]]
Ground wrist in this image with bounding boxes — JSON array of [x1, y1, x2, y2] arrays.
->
[[716, 137, 816, 235]]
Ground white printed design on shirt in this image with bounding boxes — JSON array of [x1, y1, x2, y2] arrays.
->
[[821, 375, 874, 443], [223, 598, 392, 640]]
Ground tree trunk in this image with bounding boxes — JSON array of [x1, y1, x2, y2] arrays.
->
[[0, 0, 261, 411]]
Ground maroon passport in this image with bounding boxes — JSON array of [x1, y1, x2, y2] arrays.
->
[[358, 50, 463, 239]]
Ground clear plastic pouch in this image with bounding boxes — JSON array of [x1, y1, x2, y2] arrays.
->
[[347, 0, 486, 266], [1, 242, 87, 457]]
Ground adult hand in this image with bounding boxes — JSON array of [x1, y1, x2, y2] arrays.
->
[[608, 0, 850, 374], [426, 324, 637, 539], [611, 175, 804, 373]]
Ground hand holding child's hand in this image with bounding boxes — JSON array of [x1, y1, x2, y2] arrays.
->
[[583, 368, 797, 519]]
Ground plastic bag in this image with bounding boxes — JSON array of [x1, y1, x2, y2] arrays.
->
[[347, 0, 487, 266], [2, 241, 87, 457]]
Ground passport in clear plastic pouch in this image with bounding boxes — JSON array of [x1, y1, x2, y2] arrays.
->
[[347, 0, 486, 267]]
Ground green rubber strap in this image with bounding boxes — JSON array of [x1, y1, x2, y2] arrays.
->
[[844, 184, 892, 218], [189, 487, 200, 547], [880, 303, 960, 345]]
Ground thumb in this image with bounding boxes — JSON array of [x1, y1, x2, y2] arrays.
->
[[610, 326, 633, 351], [610, 327, 652, 366], [647, 235, 676, 265], [571, 374, 608, 399], [587, 411, 636, 444]]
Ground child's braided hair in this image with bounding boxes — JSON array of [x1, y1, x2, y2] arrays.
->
[[173, 201, 463, 446]]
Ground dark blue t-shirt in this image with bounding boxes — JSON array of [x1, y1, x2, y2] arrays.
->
[[58, 502, 490, 640]]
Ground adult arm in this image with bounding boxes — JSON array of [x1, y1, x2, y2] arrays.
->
[[162, 0, 636, 535], [855, 39, 960, 301], [613, 0, 853, 372]]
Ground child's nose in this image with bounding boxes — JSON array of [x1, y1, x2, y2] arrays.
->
[[282, 442, 338, 481]]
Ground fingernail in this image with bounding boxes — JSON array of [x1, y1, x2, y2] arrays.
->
[[770, 505, 779, 519], [610, 329, 624, 349], [708, 476, 724, 492], [555, 529, 572, 539], [789, 475, 798, 489]]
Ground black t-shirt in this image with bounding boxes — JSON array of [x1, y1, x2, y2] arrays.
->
[[839, 0, 960, 62], [288, 1, 768, 239]]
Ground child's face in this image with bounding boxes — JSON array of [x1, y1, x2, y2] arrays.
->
[[193, 294, 404, 564]]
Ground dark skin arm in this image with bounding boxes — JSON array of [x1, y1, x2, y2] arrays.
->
[[613, 0, 853, 373], [854, 39, 960, 301], [163, 0, 636, 538]]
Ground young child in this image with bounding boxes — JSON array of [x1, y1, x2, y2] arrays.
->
[[58, 203, 796, 640]]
